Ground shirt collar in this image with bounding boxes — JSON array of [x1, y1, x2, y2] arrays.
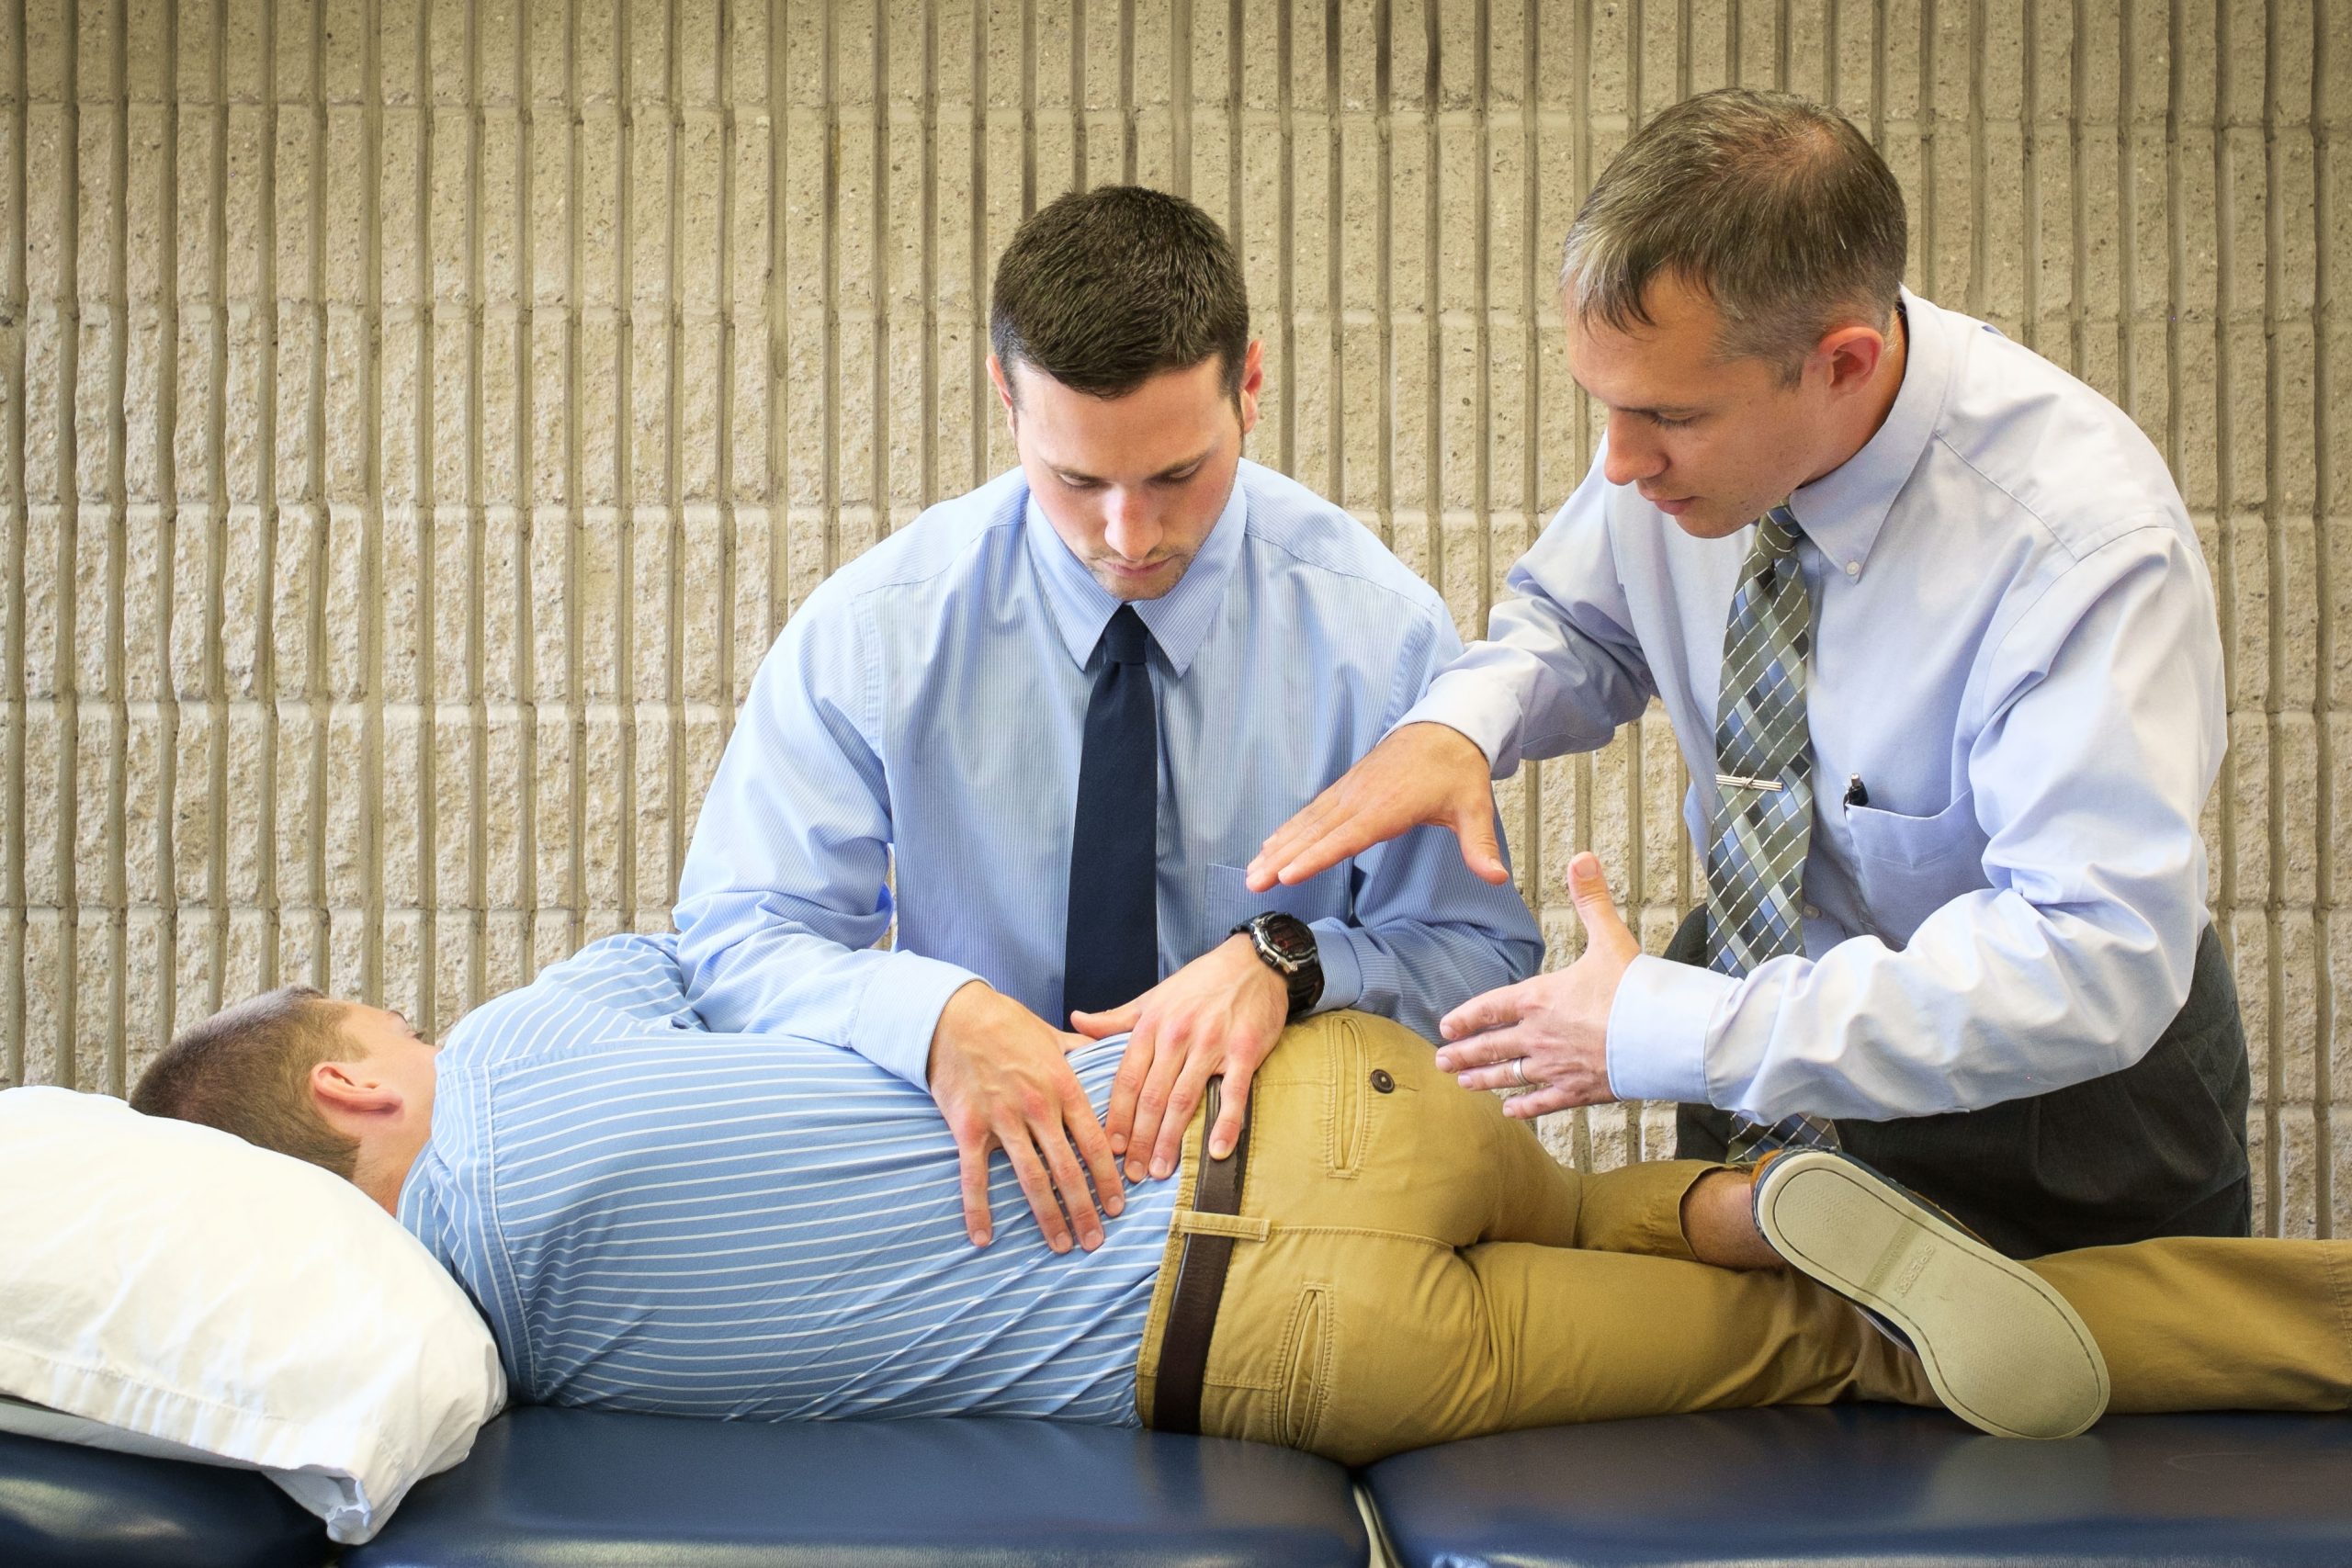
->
[[1024, 468, 1250, 678], [1786, 287, 1950, 578]]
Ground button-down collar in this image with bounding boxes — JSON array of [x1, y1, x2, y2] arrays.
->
[[1026, 471, 1250, 678], [1786, 288, 1951, 580]]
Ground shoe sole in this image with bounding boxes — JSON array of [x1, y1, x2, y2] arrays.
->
[[1753, 1150, 2109, 1440]]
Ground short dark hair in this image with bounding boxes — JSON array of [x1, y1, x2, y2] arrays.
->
[[989, 185, 1250, 402], [130, 987, 361, 1179], [1560, 89, 1908, 378]]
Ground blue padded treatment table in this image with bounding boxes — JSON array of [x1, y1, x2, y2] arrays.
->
[[340, 1406, 1369, 1568], [0, 1427, 326, 1568], [1363, 1406, 2352, 1568]]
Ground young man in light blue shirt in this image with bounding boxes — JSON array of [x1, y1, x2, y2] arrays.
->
[[674, 186, 1541, 1256], [1251, 89, 2246, 1257]]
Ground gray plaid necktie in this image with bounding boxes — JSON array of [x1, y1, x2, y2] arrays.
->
[[1706, 502, 1839, 1160]]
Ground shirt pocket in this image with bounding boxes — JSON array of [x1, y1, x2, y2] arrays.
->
[[1202, 862, 1345, 942], [1840, 790, 1984, 945]]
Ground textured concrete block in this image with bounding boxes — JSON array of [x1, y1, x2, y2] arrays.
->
[[122, 707, 164, 904], [634, 705, 675, 908], [680, 506, 725, 705], [477, 506, 523, 701], [582, 707, 627, 908], [431, 313, 472, 506], [535, 710, 575, 905], [434, 706, 476, 908], [435, 908, 473, 1031], [2279, 908, 2320, 1102], [674, 319, 726, 507], [631, 507, 674, 702], [171, 705, 212, 904], [1637, 707, 1690, 912], [323, 704, 368, 907], [731, 505, 778, 703], [380, 907, 425, 1021], [380, 705, 424, 907], [578, 505, 623, 700], [430, 506, 472, 702], [330, 903, 369, 1001], [70, 704, 112, 907], [485, 705, 527, 908], [2279, 711, 2320, 908], [526, 506, 573, 704], [525, 317, 569, 504], [2232, 907, 2273, 1087], [273, 701, 318, 908], [486, 908, 530, 999], [2227, 711, 2271, 907], [74, 911, 117, 1093], [21, 910, 63, 1088], [578, 313, 623, 506], [223, 703, 267, 905], [123, 907, 170, 1086]]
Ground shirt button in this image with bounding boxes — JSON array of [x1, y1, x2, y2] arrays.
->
[[1844, 561, 1860, 578], [1370, 1069, 1396, 1094], [1803, 903, 1822, 919]]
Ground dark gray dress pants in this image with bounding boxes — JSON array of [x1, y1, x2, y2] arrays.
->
[[1669, 908, 2252, 1258]]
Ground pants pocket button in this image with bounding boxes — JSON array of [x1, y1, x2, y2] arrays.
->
[[1369, 1068, 1395, 1093]]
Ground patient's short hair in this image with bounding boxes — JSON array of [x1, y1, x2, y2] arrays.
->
[[130, 987, 361, 1179]]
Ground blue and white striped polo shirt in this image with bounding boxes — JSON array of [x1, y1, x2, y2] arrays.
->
[[397, 932, 1178, 1423]]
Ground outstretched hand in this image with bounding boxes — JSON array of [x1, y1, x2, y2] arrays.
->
[[1245, 723, 1506, 893], [927, 982, 1125, 1251], [1433, 852, 1640, 1118]]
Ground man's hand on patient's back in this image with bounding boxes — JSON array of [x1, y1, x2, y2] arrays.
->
[[1071, 937, 1288, 1186], [928, 982, 1125, 1253], [1246, 722, 1506, 892]]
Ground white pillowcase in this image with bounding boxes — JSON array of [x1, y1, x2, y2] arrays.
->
[[0, 1085, 507, 1544]]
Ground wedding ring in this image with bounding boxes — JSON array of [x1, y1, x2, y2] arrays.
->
[[1510, 1057, 1529, 1088]]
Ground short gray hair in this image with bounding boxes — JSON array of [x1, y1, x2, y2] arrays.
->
[[1560, 89, 1907, 378]]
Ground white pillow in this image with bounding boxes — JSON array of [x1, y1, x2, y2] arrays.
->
[[0, 1086, 507, 1544]]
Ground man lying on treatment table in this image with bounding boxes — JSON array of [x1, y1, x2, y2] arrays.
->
[[131, 931, 2349, 1462]]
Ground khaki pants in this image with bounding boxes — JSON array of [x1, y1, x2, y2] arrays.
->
[[1134, 1012, 2352, 1467]]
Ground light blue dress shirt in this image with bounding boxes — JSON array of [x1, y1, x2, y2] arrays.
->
[[400, 933, 1175, 1421], [1403, 288, 2226, 1122], [676, 459, 1543, 1085]]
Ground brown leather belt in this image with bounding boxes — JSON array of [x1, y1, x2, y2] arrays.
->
[[1150, 1075, 1254, 1435]]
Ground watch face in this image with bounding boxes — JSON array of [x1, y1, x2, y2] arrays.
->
[[1259, 914, 1317, 967]]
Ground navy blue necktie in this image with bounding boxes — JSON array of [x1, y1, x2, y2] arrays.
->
[[1062, 606, 1160, 1021]]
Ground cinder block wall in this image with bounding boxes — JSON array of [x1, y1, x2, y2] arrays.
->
[[3, 0, 2342, 1233]]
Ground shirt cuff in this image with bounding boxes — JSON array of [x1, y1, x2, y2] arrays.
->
[[851, 951, 987, 1089], [1605, 953, 1732, 1105], [1306, 917, 1368, 1015], [1396, 670, 1522, 779]]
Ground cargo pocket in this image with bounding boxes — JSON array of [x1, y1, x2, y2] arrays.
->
[[1278, 1286, 1334, 1450]]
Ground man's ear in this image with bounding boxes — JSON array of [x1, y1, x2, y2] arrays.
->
[[1812, 321, 1889, 395], [1235, 339, 1267, 436], [311, 1059, 403, 1129], [987, 354, 1019, 423]]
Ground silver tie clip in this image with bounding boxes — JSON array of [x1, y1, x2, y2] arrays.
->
[[1716, 773, 1784, 793]]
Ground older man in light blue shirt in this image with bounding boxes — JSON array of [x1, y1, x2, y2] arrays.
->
[[676, 186, 1540, 1258], [1251, 90, 2245, 1256]]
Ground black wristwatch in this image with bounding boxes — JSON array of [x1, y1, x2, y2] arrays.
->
[[1230, 911, 1324, 1021]]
